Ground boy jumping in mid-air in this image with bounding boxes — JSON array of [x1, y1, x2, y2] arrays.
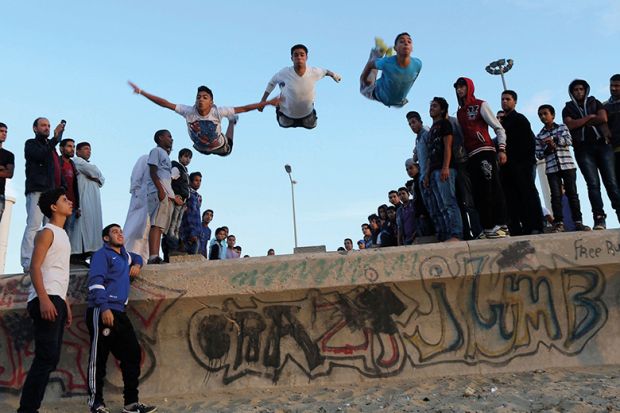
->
[[259, 44, 341, 129], [359, 33, 422, 108], [128, 82, 279, 156]]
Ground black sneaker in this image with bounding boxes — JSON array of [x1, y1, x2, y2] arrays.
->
[[122, 403, 157, 413], [574, 221, 591, 231], [147, 256, 164, 265], [593, 216, 606, 230], [91, 405, 111, 413]]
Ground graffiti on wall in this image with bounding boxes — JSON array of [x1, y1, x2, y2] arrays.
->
[[188, 250, 609, 384], [0, 274, 186, 396], [1, 237, 616, 392]]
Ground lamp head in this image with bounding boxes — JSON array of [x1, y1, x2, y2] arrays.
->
[[284, 164, 292, 173]]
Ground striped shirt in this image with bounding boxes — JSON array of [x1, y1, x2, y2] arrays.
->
[[535, 123, 576, 174]]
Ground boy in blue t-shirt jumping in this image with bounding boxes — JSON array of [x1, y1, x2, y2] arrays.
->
[[359, 33, 422, 108]]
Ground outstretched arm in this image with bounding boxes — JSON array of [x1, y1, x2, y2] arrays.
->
[[234, 97, 280, 114], [258, 91, 271, 112], [259, 73, 280, 112], [128, 81, 176, 111], [326, 70, 342, 83]]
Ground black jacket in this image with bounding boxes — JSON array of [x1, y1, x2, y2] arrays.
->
[[562, 79, 608, 148], [502, 110, 536, 165], [171, 160, 190, 201], [24, 136, 62, 195]]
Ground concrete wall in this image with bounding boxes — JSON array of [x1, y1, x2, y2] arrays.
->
[[1, 230, 619, 401]]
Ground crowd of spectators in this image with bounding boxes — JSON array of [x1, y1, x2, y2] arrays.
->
[[342, 74, 620, 250], [8, 120, 278, 270], [4, 74, 620, 267]]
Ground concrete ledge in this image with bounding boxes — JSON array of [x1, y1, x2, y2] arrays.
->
[[294, 245, 326, 254], [1, 230, 619, 401]]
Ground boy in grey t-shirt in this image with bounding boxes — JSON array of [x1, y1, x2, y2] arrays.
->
[[146, 130, 182, 264], [128, 82, 279, 156]]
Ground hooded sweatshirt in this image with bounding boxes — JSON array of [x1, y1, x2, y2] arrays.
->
[[562, 79, 606, 148], [455, 77, 507, 157]]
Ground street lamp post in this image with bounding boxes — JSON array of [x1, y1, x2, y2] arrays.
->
[[485, 58, 514, 91], [284, 164, 298, 249]]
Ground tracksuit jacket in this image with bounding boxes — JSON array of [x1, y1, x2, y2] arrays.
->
[[87, 244, 143, 313]]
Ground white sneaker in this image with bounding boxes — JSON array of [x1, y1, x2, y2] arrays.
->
[[374, 37, 389, 55], [122, 403, 157, 413], [484, 226, 508, 239]]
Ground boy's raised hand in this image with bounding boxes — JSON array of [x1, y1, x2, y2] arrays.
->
[[128, 81, 141, 94]]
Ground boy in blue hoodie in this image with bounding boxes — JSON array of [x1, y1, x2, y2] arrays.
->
[[86, 224, 156, 413]]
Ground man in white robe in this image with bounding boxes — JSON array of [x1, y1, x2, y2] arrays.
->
[[124, 154, 150, 262], [70, 142, 105, 263]]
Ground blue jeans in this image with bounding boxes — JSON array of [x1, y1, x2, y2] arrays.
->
[[430, 168, 463, 239], [420, 184, 446, 240], [574, 143, 620, 219]]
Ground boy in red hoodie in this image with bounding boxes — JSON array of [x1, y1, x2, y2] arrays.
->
[[453, 77, 508, 239]]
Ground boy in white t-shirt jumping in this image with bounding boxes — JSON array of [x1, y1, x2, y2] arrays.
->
[[128, 82, 279, 156], [259, 44, 341, 129]]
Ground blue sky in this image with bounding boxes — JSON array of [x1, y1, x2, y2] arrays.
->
[[2, 1, 619, 273]]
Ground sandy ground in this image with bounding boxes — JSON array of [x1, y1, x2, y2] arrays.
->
[[2, 366, 619, 412]]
